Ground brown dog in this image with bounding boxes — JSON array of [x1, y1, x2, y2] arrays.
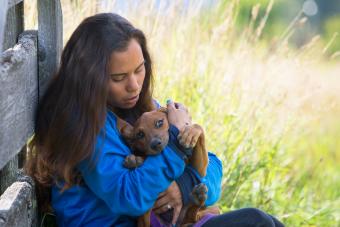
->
[[117, 107, 217, 227]]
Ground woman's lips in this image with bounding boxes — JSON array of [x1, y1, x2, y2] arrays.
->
[[125, 95, 139, 102]]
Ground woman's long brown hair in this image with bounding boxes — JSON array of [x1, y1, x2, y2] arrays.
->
[[25, 13, 154, 212]]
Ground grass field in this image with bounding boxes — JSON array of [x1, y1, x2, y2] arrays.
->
[[26, 0, 340, 226]]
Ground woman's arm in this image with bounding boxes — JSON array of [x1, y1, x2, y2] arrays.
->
[[78, 112, 187, 217], [176, 152, 223, 206]]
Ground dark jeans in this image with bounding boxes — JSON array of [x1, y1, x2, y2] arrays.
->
[[202, 208, 285, 227]]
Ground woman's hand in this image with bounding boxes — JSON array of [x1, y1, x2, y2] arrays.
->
[[153, 181, 183, 225], [166, 99, 192, 132]]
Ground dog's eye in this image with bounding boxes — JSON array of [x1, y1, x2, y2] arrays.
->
[[155, 119, 164, 128], [136, 131, 145, 139]]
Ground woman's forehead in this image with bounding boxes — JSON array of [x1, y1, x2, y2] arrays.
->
[[109, 39, 144, 73]]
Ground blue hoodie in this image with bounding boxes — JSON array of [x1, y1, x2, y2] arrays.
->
[[51, 110, 223, 227]]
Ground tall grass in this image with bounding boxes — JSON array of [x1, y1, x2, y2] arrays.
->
[[25, 0, 340, 226]]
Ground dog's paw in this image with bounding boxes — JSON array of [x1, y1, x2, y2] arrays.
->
[[123, 155, 144, 169], [178, 124, 203, 149], [190, 183, 208, 206]]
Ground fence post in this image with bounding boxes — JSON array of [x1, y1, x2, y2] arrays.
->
[[0, 29, 39, 227], [0, 1, 24, 195], [1, 1, 23, 51], [0, 0, 8, 51], [38, 0, 63, 99]]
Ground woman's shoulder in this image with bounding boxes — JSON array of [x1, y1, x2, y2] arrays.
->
[[105, 109, 119, 130]]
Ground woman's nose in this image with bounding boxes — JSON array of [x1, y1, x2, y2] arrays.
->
[[126, 74, 139, 92]]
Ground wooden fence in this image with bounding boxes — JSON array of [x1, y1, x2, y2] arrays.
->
[[0, 0, 62, 226]]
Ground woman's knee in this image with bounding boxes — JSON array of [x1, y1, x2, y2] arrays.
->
[[202, 207, 282, 227], [241, 208, 276, 227]]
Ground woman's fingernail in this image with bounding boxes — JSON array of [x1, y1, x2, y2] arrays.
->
[[166, 99, 172, 105]]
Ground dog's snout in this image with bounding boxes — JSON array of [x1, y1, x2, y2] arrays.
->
[[150, 138, 162, 151]]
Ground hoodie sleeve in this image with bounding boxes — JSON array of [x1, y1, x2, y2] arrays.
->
[[176, 152, 223, 206], [202, 152, 223, 205], [78, 113, 186, 217]]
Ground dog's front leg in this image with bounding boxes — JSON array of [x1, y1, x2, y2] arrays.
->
[[178, 124, 208, 177]]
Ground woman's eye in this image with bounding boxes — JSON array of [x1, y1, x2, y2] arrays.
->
[[135, 64, 145, 74], [155, 119, 164, 128], [136, 131, 145, 139], [135, 68, 144, 74], [111, 75, 125, 82]]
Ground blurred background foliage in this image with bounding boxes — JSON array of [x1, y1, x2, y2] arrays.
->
[[234, 0, 340, 54], [25, 0, 340, 57]]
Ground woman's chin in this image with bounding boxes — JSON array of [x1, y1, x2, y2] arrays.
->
[[122, 95, 139, 108], [122, 100, 139, 109]]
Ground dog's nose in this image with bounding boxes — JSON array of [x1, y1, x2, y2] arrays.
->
[[150, 138, 162, 151]]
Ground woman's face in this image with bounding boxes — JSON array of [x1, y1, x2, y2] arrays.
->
[[107, 38, 146, 109]]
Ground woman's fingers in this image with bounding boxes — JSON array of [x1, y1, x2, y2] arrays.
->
[[174, 102, 191, 126], [174, 102, 188, 112], [153, 203, 174, 214], [153, 181, 183, 216], [166, 99, 191, 131], [166, 99, 176, 111], [167, 99, 189, 113], [172, 203, 182, 225], [153, 194, 169, 210]]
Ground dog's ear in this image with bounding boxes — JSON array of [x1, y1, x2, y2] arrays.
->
[[120, 124, 134, 143], [116, 118, 134, 141], [158, 107, 168, 114]]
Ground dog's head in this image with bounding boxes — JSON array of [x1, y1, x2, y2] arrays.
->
[[119, 108, 169, 155]]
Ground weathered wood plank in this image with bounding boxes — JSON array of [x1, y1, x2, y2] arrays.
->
[[7, 0, 24, 9], [0, 31, 38, 170], [0, 0, 8, 51], [0, 177, 35, 227], [38, 0, 63, 98], [0, 145, 27, 194], [0, 157, 18, 195], [18, 145, 27, 169], [0, 0, 24, 198], [2, 1, 23, 51]]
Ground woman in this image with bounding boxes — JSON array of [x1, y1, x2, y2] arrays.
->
[[26, 13, 284, 227]]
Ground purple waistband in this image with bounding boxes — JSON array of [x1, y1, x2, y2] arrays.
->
[[150, 211, 163, 227], [150, 211, 217, 227], [193, 213, 217, 227]]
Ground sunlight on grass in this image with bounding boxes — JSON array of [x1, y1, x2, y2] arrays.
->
[[24, 0, 340, 226]]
